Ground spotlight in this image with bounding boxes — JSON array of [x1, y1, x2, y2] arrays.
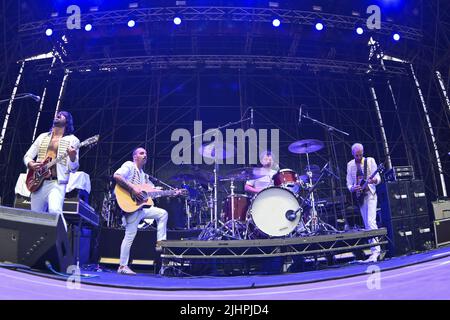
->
[[85, 24, 92, 32], [315, 22, 324, 31], [173, 17, 182, 25], [393, 33, 400, 41], [272, 19, 281, 27], [356, 27, 364, 35], [128, 20, 136, 28]]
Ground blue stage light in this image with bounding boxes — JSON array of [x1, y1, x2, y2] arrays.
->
[[173, 17, 182, 25], [356, 27, 364, 35], [315, 22, 324, 31], [45, 28, 53, 36], [393, 33, 400, 41], [128, 20, 136, 28], [85, 24, 92, 32], [272, 19, 281, 27]]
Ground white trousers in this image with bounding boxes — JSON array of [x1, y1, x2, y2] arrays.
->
[[30, 180, 68, 231], [119, 206, 168, 266], [360, 192, 381, 254]]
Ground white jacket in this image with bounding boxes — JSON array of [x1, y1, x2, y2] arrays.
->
[[346, 157, 381, 195], [24, 132, 80, 184]]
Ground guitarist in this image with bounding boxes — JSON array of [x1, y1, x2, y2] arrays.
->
[[114, 147, 173, 276], [23, 111, 79, 231], [346, 143, 381, 263]]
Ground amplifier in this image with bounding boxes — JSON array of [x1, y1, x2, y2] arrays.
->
[[14, 190, 99, 227], [432, 199, 450, 220], [384, 166, 415, 182], [64, 199, 99, 227], [434, 218, 450, 247]]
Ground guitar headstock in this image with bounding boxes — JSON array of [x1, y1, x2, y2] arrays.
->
[[80, 135, 100, 149]]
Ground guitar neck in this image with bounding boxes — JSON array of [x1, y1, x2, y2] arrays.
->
[[149, 190, 178, 197]]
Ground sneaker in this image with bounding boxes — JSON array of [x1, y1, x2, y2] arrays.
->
[[363, 253, 380, 263], [117, 265, 136, 275], [155, 241, 163, 252]]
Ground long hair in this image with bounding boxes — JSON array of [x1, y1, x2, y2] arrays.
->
[[49, 111, 75, 136]]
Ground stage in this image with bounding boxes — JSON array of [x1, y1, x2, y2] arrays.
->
[[1, 246, 450, 300]]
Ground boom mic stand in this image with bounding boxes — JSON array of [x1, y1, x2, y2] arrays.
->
[[300, 111, 349, 231], [196, 110, 252, 240]]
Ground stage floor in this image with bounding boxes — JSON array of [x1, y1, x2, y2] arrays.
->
[[1, 246, 450, 300]]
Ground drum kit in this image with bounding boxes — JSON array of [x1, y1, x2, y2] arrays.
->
[[151, 138, 338, 240]]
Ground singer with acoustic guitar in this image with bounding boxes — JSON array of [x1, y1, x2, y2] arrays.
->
[[114, 147, 184, 275], [23, 111, 79, 232], [346, 143, 382, 263]]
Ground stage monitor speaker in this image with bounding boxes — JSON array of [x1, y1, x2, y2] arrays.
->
[[0, 206, 74, 273], [434, 218, 450, 247]]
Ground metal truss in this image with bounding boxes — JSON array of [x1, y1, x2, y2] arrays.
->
[[18, 6, 422, 41], [160, 229, 387, 260], [31, 55, 409, 76]]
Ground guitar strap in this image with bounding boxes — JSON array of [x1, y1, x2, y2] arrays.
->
[[364, 157, 368, 180]]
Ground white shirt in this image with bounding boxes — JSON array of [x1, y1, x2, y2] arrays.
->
[[246, 168, 277, 191], [114, 161, 154, 187]]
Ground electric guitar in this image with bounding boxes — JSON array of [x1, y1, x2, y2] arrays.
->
[[353, 163, 385, 206], [26, 135, 99, 193], [115, 183, 187, 213]]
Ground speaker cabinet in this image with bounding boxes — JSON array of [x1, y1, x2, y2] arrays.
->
[[0, 206, 74, 272], [378, 181, 411, 219]]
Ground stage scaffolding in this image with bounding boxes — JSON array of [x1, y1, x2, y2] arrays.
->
[[0, 3, 449, 229]]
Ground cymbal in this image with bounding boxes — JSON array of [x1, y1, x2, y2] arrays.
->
[[304, 164, 320, 173], [198, 142, 235, 160], [288, 139, 324, 154], [224, 167, 267, 181], [169, 173, 206, 182]]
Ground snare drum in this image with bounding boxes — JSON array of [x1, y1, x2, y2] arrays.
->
[[272, 169, 302, 193], [222, 194, 251, 222], [248, 186, 302, 237]]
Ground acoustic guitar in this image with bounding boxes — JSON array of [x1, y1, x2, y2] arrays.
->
[[115, 183, 187, 213], [26, 135, 99, 193]]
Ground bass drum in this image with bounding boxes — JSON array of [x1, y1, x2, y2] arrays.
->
[[248, 187, 301, 237]]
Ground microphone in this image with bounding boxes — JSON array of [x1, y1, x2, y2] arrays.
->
[[250, 108, 254, 127], [27, 94, 41, 102]]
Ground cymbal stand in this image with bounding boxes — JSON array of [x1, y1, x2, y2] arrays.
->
[[195, 110, 252, 240], [302, 164, 338, 235]]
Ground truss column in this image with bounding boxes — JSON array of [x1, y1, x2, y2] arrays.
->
[[410, 64, 447, 197]]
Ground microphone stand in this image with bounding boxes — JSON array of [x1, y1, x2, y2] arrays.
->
[[148, 175, 175, 190], [0, 94, 35, 104], [300, 112, 348, 231]]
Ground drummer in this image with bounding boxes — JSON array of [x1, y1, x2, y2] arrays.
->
[[244, 151, 278, 195]]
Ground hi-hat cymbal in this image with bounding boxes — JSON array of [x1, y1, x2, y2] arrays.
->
[[288, 139, 324, 154], [224, 167, 267, 181], [198, 142, 235, 160]]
